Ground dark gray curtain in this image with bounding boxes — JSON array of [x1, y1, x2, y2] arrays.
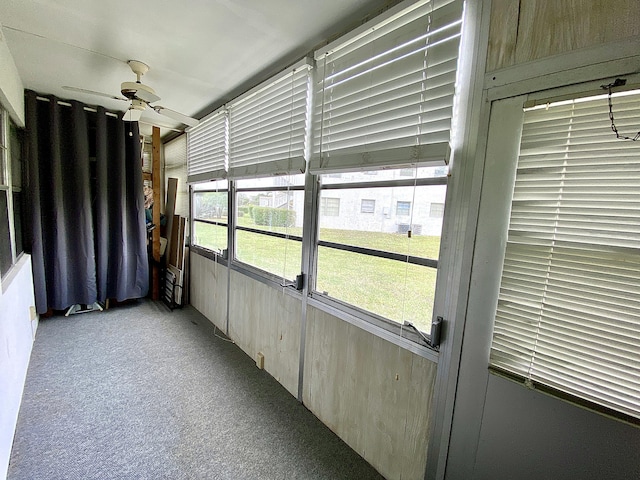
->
[[25, 90, 148, 314]]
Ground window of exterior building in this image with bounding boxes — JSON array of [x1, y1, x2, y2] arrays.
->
[[320, 197, 341, 217], [361, 199, 375, 213], [396, 201, 411, 216], [429, 202, 444, 218]]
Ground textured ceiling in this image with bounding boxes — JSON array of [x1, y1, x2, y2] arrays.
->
[[0, 0, 393, 136]]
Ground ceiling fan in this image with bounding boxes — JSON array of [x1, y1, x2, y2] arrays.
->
[[63, 60, 199, 128]]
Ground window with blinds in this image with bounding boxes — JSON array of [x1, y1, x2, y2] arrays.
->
[[490, 90, 640, 421], [187, 108, 227, 183], [311, 0, 462, 173], [228, 60, 312, 179]]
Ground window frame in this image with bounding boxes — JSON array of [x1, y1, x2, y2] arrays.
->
[[429, 202, 445, 218], [310, 172, 446, 339], [396, 200, 412, 216], [232, 177, 305, 284], [360, 199, 376, 214], [319, 196, 340, 217], [183, 0, 466, 355], [0, 108, 24, 285], [190, 181, 230, 264]]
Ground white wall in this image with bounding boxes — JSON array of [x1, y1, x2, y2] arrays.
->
[[0, 26, 25, 126], [0, 255, 37, 479]]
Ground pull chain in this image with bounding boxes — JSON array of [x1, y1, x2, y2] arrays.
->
[[602, 78, 640, 141]]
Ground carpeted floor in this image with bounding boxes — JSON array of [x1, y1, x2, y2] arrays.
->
[[8, 300, 383, 480]]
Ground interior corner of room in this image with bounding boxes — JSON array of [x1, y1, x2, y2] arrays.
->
[[1, 1, 640, 480]]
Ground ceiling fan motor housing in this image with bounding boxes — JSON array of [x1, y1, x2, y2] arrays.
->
[[121, 81, 157, 100]]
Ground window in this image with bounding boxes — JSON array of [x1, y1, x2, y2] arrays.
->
[[234, 175, 304, 280], [320, 197, 340, 217], [183, 0, 464, 348], [228, 60, 312, 179], [0, 192, 11, 275], [396, 201, 411, 216], [0, 109, 23, 279], [429, 202, 444, 218], [192, 180, 228, 256], [187, 108, 228, 183], [315, 167, 447, 332], [490, 90, 640, 422], [311, 0, 462, 173], [361, 199, 375, 213]]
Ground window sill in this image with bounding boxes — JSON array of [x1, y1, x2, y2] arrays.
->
[[190, 245, 228, 266], [307, 293, 440, 363], [229, 260, 302, 300], [489, 367, 640, 429], [1, 252, 29, 294]]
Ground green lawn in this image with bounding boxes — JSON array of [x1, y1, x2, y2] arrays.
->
[[193, 220, 440, 332]]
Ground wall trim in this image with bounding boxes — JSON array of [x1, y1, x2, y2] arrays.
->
[[485, 37, 640, 101]]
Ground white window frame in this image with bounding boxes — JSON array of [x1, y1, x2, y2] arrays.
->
[[0, 108, 23, 286]]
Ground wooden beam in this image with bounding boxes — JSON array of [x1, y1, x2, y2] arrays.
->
[[152, 126, 161, 300]]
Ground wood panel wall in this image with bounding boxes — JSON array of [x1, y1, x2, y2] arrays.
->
[[228, 270, 302, 397], [190, 254, 228, 331], [487, 0, 640, 71], [304, 306, 438, 480]]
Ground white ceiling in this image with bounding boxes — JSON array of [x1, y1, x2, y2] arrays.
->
[[0, 0, 393, 137]]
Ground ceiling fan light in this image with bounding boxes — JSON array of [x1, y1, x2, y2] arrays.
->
[[123, 107, 143, 122]]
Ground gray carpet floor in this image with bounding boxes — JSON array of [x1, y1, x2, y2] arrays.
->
[[8, 300, 383, 480]]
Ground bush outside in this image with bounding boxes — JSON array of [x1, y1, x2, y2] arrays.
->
[[252, 206, 296, 227]]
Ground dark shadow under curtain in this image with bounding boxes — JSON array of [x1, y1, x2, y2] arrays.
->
[[25, 90, 149, 314]]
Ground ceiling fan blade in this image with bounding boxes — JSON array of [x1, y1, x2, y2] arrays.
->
[[62, 86, 128, 102], [152, 105, 199, 127], [135, 89, 161, 104], [139, 121, 183, 133]]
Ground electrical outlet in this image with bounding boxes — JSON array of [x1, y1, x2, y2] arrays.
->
[[29, 306, 37, 320], [256, 352, 265, 370]]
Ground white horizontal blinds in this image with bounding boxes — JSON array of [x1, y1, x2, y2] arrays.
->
[[187, 109, 228, 183], [491, 90, 640, 420], [228, 62, 312, 179], [311, 0, 462, 173]]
